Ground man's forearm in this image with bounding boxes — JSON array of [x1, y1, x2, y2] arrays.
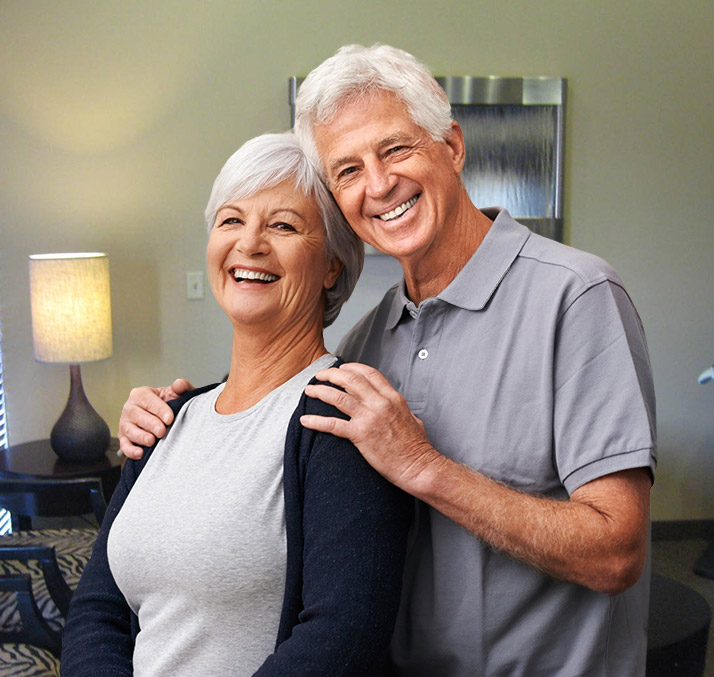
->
[[299, 363, 651, 595], [409, 452, 651, 595]]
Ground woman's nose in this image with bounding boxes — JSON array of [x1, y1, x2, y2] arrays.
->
[[236, 225, 269, 255]]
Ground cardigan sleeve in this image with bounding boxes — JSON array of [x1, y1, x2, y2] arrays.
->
[[60, 458, 140, 677], [59, 389, 209, 676], [255, 395, 413, 676]]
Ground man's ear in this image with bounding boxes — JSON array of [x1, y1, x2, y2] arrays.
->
[[444, 121, 466, 175], [324, 257, 344, 290]]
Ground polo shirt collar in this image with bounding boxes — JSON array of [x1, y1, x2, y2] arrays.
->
[[385, 208, 530, 329]]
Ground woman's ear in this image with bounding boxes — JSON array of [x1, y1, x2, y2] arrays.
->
[[324, 257, 344, 290]]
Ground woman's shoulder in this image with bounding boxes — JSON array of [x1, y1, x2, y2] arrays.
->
[[123, 382, 223, 480], [298, 386, 349, 423], [295, 356, 349, 421]]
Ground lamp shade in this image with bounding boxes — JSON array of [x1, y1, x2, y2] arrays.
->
[[29, 253, 112, 363]]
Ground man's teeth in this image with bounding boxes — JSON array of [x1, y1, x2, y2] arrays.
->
[[232, 269, 278, 282], [378, 196, 418, 222]]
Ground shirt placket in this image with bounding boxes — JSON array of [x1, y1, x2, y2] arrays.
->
[[403, 298, 442, 416]]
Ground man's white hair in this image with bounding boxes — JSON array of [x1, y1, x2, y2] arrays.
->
[[294, 44, 453, 176]]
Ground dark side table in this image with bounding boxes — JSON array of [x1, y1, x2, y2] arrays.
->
[[0, 438, 123, 503]]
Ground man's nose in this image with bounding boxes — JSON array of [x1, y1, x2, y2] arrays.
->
[[364, 160, 396, 198]]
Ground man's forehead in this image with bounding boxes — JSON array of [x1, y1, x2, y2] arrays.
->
[[318, 90, 412, 131], [314, 96, 423, 161]]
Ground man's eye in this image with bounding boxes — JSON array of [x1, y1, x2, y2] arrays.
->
[[386, 145, 408, 155], [337, 166, 358, 179]]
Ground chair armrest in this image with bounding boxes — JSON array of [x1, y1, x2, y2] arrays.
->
[[89, 482, 108, 525], [0, 573, 62, 656], [0, 544, 74, 616]]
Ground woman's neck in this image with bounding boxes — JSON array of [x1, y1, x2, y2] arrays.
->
[[216, 320, 328, 415]]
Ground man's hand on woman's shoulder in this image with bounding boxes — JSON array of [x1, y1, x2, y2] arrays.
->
[[118, 379, 193, 459]]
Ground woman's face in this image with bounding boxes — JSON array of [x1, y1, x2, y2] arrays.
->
[[206, 181, 342, 332]]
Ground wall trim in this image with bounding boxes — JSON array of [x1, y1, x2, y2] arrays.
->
[[652, 519, 714, 541]]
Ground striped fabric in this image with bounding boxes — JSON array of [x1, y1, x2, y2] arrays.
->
[[0, 528, 98, 675], [0, 644, 60, 676]]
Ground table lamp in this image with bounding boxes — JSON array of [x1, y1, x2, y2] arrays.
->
[[29, 253, 113, 461]]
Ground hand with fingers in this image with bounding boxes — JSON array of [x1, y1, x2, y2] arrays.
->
[[118, 379, 194, 459], [301, 362, 442, 490]]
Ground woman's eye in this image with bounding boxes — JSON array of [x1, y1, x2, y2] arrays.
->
[[219, 217, 241, 227], [273, 222, 296, 232]]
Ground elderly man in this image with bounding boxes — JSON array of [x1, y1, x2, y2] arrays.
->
[[120, 45, 656, 676]]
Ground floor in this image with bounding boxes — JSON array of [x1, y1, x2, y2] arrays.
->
[[651, 538, 714, 676]]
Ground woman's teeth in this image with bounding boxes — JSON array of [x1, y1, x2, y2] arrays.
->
[[378, 195, 419, 222], [232, 269, 278, 282]]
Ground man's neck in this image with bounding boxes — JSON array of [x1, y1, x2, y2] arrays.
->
[[401, 197, 492, 305]]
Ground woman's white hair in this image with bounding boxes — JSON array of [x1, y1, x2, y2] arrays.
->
[[294, 44, 453, 175], [204, 132, 364, 328]]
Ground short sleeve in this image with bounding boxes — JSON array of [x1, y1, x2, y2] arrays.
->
[[553, 280, 656, 494]]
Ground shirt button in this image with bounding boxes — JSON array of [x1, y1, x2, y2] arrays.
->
[[418, 348, 429, 360]]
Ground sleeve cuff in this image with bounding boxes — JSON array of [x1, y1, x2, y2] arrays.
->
[[562, 447, 656, 495]]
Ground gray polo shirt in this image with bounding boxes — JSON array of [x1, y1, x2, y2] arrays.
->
[[338, 208, 656, 677]]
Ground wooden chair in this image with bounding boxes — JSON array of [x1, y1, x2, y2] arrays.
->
[[0, 477, 108, 670]]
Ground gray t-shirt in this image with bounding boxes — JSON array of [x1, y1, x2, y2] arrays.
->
[[338, 209, 656, 677], [108, 354, 337, 676]]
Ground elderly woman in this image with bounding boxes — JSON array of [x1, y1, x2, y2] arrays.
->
[[60, 133, 412, 676]]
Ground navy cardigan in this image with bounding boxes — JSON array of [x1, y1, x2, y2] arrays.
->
[[61, 378, 412, 676]]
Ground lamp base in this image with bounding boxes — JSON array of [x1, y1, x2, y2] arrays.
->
[[50, 364, 111, 461]]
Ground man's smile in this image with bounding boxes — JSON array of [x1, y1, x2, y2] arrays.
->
[[376, 194, 420, 222]]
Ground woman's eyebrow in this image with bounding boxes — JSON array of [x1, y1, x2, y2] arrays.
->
[[216, 205, 243, 216], [216, 206, 305, 219], [267, 207, 306, 220]]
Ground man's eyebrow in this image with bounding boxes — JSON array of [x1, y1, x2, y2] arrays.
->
[[379, 132, 411, 147], [328, 132, 413, 174], [328, 154, 358, 174]]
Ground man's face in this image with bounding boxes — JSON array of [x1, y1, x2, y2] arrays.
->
[[313, 91, 465, 265]]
